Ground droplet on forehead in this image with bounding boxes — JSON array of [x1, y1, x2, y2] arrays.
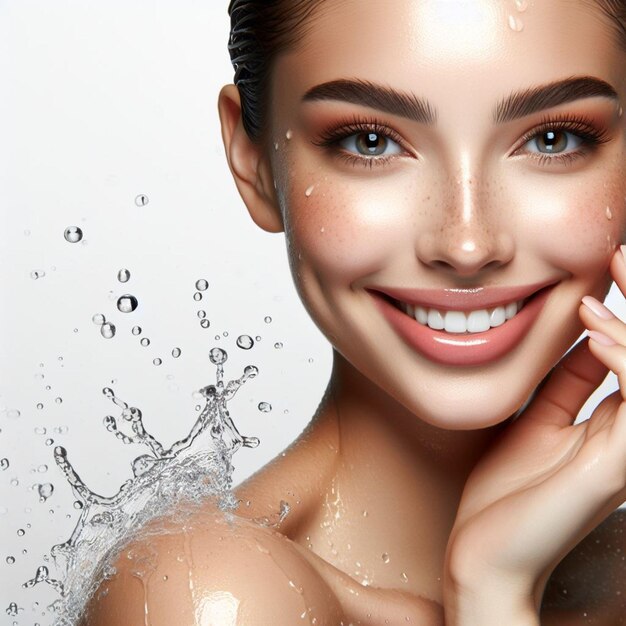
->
[[305, 185, 315, 197], [285, 129, 293, 140], [507, 14, 524, 31]]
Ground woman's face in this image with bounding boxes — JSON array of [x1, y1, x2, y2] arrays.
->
[[267, 0, 626, 428]]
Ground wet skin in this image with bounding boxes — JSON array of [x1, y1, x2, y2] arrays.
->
[[83, 0, 626, 624]]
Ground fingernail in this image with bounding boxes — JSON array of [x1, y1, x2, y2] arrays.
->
[[582, 295, 616, 320], [588, 330, 617, 346]]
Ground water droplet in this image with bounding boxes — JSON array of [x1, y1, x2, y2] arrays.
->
[[17, 529, 25, 537], [0, 459, 9, 470], [193, 292, 203, 301], [45, 385, 51, 391], [6, 602, 18, 616], [92, 313, 106, 325], [264, 316, 272, 323], [101, 323, 116, 339], [273, 141, 279, 151], [171, 347, 181, 358], [64, 226, 83, 243], [135, 194, 149, 207], [45, 439, 54, 446], [308, 358, 314, 363], [131, 325, 142, 336], [36, 403, 43, 410], [37, 464, 48, 473], [117, 268, 131, 283], [606, 206, 613, 220], [10, 478, 19, 487], [197, 310, 206, 319], [5, 409, 20, 419], [6, 556, 15, 564], [38, 483, 54, 502], [200, 319, 210, 329], [320, 227, 325, 233], [34, 427, 46, 435], [55, 397, 62, 404], [274, 342, 283, 349], [102, 387, 114, 398], [244, 365, 259, 378], [209, 348, 228, 365], [30, 269, 46, 280], [117, 294, 138, 313], [619, 106, 624, 118], [286, 129, 293, 140], [153, 358, 162, 366], [255, 335, 262, 341], [258, 402, 272, 413], [73, 500, 83, 509], [400, 572, 408, 583], [236, 335, 254, 350], [195, 279, 209, 291], [382, 553, 390, 563], [304, 184, 315, 197], [140, 337, 150, 347], [514, 0, 528, 10], [507, 14, 524, 31]]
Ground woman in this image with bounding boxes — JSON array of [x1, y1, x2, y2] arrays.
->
[[85, 1, 626, 623]]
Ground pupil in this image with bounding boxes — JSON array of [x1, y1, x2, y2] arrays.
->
[[360, 132, 385, 155], [541, 130, 566, 153]]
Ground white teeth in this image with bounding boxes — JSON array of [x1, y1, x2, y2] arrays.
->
[[399, 299, 525, 334]]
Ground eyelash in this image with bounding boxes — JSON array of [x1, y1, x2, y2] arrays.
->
[[311, 113, 611, 169]]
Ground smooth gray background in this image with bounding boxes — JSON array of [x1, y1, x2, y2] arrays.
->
[[0, 1, 621, 623]]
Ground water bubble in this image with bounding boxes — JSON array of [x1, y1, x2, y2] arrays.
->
[[244, 365, 259, 378], [117, 269, 131, 283], [193, 292, 203, 301], [45, 385, 51, 391], [140, 337, 150, 347], [223, 331, 229, 337], [101, 323, 116, 339], [200, 319, 210, 329], [264, 316, 272, 324], [73, 500, 83, 510], [10, 478, 19, 487], [131, 326, 142, 336], [236, 335, 254, 350], [255, 335, 262, 342], [197, 310, 206, 319], [6, 556, 15, 564], [36, 403, 44, 410], [117, 294, 138, 313], [258, 402, 272, 413], [5, 409, 20, 419], [17, 529, 25, 537], [30, 269, 46, 280], [102, 387, 114, 398], [92, 313, 106, 325], [5, 603, 18, 616], [135, 194, 149, 207], [507, 14, 524, 31], [195, 279, 209, 291], [38, 483, 54, 502], [34, 427, 47, 435], [38, 465, 48, 473], [45, 439, 54, 446], [64, 226, 83, 243], [153, 358, 162, 366], [55, 397, 62, 404], [304, 185, 315, 197], [0, 458, 9, 470], [171, 347, 181, 358], [209, 347, 228, 365], [274, 342, 283, 350]]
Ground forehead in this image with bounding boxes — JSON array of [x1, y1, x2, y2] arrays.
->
[[273, 0, 625, 112]]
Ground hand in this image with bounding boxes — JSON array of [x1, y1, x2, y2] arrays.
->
[[443, 248, 626, 625]]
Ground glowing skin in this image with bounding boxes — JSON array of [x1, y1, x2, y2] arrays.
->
[[85, 1, 626, 624]]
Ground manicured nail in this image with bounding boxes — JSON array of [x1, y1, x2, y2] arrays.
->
[[582, 295, 616, 320], [588, 330, 617, 346]]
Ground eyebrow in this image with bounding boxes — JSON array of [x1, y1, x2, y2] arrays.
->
[[301, 76, 618, 125]]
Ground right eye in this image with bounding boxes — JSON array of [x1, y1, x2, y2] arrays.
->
[[338, 131, 403, 158]]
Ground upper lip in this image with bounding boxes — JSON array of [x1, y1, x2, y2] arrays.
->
[[368, 279, 559, 311]]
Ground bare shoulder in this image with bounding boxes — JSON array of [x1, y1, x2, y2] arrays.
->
[[81, 507, 344, 626], [541, 509, 626, 625]]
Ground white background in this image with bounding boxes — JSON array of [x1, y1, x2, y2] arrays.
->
[[0, 1, 622, 623]]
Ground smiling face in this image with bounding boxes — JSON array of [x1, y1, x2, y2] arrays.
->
[[264, 0, 626, 429]]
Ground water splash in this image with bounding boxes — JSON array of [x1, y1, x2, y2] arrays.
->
[[36, 348, 262, 625]]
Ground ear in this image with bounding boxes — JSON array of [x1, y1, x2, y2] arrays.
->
[[217, 84, 284, 233]]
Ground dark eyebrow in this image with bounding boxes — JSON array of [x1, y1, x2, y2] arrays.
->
[[301, 76, 618, 126]]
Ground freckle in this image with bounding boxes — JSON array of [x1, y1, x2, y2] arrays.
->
[[305, 185, 315, 197], [606, 206, 613, 220], [286, 129, 293, 140]]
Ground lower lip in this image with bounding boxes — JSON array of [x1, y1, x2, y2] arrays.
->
[[372, 288, 553, 367]]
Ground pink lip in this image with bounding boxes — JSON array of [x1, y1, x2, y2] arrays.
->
[[370, 279, 558, 311], [371, 284, 555, 367]]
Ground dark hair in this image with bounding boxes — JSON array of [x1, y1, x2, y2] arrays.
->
[[227, 1, 626, 145]]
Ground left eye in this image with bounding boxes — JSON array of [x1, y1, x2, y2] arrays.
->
[[524, 129, 584, 155], [339, 131, 403, 157]]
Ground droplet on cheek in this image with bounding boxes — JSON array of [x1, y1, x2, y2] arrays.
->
[[305, 185, 315, 197], [273, 141, 279, 151], [507, 14, 524, 31], [285, 129, 293, 140], [606, 206, 613, 221], [320, 227, 325, 233], [619, 106, 624, 118], [514, 0, 528, 11]]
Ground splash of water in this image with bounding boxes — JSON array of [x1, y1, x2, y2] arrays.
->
[[33, 347, 263, 625]]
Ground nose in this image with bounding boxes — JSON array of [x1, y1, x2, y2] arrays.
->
[[415, 160, 514, 277]]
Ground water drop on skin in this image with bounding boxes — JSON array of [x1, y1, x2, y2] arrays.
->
[[304, 185, 315, 197], [507, 14, 524, 31], [64, 226, 83, 243], [606, 206, 613, 220], [273, 141, 279, 151], [117, 269, 131, 283], [285, 129, 293, 140], [514, 0, 528, 10], [400, 572, 408, 583], [117, 294, 138, 313], [101, 323, 116, 339], [236, 335, 254, 350], [382, 553, 390, 563], [135, 194, 149, 207]]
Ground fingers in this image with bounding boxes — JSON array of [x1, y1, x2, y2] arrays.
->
[[528, 338, 608, 428]]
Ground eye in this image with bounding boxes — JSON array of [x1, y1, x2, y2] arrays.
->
[[338, 131, 403, 158], [523, 129, 583, 155]]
